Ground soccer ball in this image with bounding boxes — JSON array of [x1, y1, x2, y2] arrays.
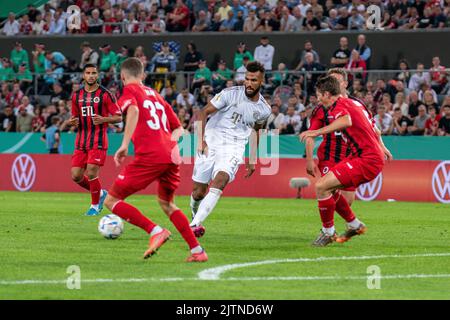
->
[[98, 214, 124, 239]]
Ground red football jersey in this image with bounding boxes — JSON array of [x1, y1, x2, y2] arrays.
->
[[72, 85, 121, 150], [310, 105, 352, 163], [327, 97, 384, 161], [118, 83, 181, 164]]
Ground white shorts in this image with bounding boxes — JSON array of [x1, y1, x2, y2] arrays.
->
[[192, 146, 244, 184]]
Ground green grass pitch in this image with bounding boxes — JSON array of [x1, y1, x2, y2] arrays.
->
[[0, 191, 449, 300]]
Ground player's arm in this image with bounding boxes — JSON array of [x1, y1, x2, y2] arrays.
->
[[114, 105, 138, 167], [92, 94, 123, 125], [374, 125, 393, 162], [299, 115, 352, 142], [245, 121, 265, 178], [67, 93, 79, 127], [197, 102, 219, 154]]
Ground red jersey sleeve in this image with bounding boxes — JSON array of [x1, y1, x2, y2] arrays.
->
[[71, 92, 79, 117], [309, 107, 324, 130], [117, 88, 138, 113], [105, 91, 122, 116]]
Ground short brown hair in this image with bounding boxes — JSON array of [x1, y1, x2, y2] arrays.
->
[[327, 68, 348, 82], [315, 75, 340, 96], [121, 57, 144, 78]]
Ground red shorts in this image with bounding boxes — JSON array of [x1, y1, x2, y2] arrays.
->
[[319, 161, 356, 192], [330, 157, 383, 189], [71, 149, 107, 168], [109, 161, 180, 202]]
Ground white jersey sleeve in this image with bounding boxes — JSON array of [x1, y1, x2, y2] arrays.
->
[[210, 89, 232, 110]]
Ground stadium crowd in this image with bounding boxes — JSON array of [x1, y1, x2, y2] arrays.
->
[[1, 0, 449, 36], [0, 33, 449, 139]]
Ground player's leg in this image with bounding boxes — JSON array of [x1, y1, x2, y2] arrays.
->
[[84, 164, 103, 216], [312, 171, 344, 247], [340, 190, 355, 206], [105, 163, 171, 259], [191, 182, 208, 218], [71, 150, 89, 191], [191, 150, 215, 219]]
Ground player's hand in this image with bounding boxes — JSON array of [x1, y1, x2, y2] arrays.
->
[[383, 147, 393, 162], [67, 116, 79, 127], [299, 130, 319, 143], [92, 115, 105, 125], [114, 145, 128, 167], [306, 159, 319, 177], [197, 140, 208, 156], [245, 163, 255, 178]]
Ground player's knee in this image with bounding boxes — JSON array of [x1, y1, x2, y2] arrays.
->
[[85, 171, 98, 180], [315, 179, 327, 195], [104, 195, 117, 211], [71, 171, 83, 183], [211, 172, 229, 190], [192, 187, 207, 200]]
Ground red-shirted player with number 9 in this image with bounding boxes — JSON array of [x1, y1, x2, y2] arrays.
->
[[103, 58, 207, 262]]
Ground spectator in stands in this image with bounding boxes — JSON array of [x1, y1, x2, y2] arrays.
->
[[280, 6, 296, 31], [6, 83, 24, 109], [350, 78, 365, 97], [10, 42, 29, 72], [424, 106, 442, 136], [374, 105, 393, 135], [393, 92, 409, 116], [347, 7, 365, 30], [244, 9, 260, 32], [17, 96, 34, 116], [234, 55, 249, 84], [432, 5, 447, 28], [438, 105, 450, 136], [422, 89, 440, 114], [233, 42, 254, 70], [354, 34, 372, 69], [33, 12, 46, 35], [99, 44, 118, 74], [212, 60, 233, 90], [50, 82, 69, 105], [257, 9, 280, 32], [396, 59, 411, 86], [298, 0, 312, 16], [300, 52, 325, 95], [254, 36, 275, 72], [0, 58, 14, 82], [32, 106, 45, 133], [177, 107, 190, 129], [281, 105, 302, 134], [266, 105, 285, 130], [391, 107, 412, 135], [0, 106, 16, 132], [149, 41, 178, 73], [176, 88, 195, 111], [16, 106, 34, 132], [408, 104, 429, 135], [209, 12, 223, 31], [345, 50, 367, 84], [167, 0, 190, 32], [294, 40, 320, 71], [407, 90, 422, 118], [32, 44, 46, 78], [414, 7, 434, 29], [408, 62, 430, 92], [192, 60, 212, 90], [88, 9, 103, 33], [49, 11, 67, 35], [192, 10, 211, 32], [331, 37, 351, 68], [269, 63, 289, 88], [20, 14, 34, 35], [217, 0, 232, 21], [161, 85, 178, 109], [17, 63, 33, 91], [327, 8, 339, 30], [291, 6, 305, 31], [184, 42, 204, 76], [115, 45, 130, 73], [2, 13, 20, 36], [103, 9, 118, 34], [335, 7, 350, 30], [42, 116, 62, 154], [302, 9, 321, 31], [220, 10, 237, 31], [233, 10, 245, 31], [80, 42, 99, 69], [430, 56, 448, 94]]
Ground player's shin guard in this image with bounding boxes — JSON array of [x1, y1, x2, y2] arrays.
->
[[333, 191, 356, 223], [190, 188, 222, 227], [89, 177, 102, 205], [76, 175, 91, 191], [170, 210, 200, 250], [318, 195, 336, 235], [112, 200, 156, 234]]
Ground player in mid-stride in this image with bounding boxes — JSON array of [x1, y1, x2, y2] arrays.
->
[[103, 58, 207, 262], [300, 75, 386, 246], [189, 61, 271, 237], [68, 64, 122, 216]]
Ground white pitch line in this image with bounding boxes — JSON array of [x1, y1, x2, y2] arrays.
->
[[2, 274, 450, 286], [198, 252, 450, 280]]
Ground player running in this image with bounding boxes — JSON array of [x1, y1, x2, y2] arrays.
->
[[103, 58, 207, 262], [68, 64, 122, 216], [189, 61, 271, 238], [300, 75, 386, 246], [304, 68, 392, 245]]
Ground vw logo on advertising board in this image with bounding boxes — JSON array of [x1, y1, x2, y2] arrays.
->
[[11, 154, 36, 192], [356, 173, 383, 201], [432, 161, 450, 204]]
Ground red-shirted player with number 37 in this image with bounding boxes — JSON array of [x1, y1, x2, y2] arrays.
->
[[103, 58, 207, 262], [300, 75, 386, 247]]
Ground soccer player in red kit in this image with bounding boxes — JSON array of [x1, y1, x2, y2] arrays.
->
[[300, 75, 386, 246], [304, 69, 392, 245], [103, 58, 207, 262], [67, 64, 122, 216]]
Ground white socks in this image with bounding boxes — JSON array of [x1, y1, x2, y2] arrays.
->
[[91, 204, 99, 210], [322, 226, 336, 236], [347, 218, 362, 229], [190, 194, 202, 218], [191, 245, 203, 254], [150, 225, 163, 237], [190, 188, 222, 227]]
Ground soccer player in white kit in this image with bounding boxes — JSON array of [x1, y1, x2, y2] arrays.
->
[[190, 61, 271, 237]]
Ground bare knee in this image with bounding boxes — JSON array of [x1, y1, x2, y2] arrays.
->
[[342, 191, 355, 206], [85, 167, 99, 180], [71, 168, 84, 183], [315, 179, 332, 199], [210, 172, 230, 190], [192, 183, 208, 200]]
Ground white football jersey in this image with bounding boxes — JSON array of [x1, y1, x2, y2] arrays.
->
[[206, 86, 271, 148]]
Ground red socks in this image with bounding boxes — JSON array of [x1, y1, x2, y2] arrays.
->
[[76, 175, 90, 191], [333, 192, 356, 223], [170, 210, 199, 250], [89, 177, 102, 205], [112, 201, 156, 234], [318, 195, 335, 228]]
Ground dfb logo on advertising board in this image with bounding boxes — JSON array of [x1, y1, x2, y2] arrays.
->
[[11, 154, 36, 192], [356, 174, 383, 201], [432, 161, 450, 204]]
